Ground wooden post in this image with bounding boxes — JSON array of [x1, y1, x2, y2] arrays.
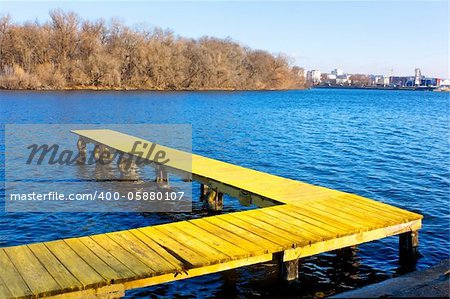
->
[[221, 268, 237, 296], [274, 252, 299, 282], [204, 187, 223, 211], [200, 184, 209, 202], [335, 245, 358, 259], [117, 154, 136, 176], [155, 166, 169, 183], [93, 145, 113, 164], [76, 138, 87, 164], [399, 231, 419, 267]]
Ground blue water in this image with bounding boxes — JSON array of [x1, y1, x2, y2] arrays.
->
[[1, 89, 449, 298]]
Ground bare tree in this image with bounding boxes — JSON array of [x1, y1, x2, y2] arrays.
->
[[0, 11, 306, 90]]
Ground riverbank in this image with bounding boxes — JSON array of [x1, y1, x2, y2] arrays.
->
[[0, 85, 307, 92], [313, 85, 445, 92], [330, 259, 450, 298]]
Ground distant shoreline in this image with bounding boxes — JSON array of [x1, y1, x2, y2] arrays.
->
[[313, 85, 447, 92], [1, 86, 447, 92], [0, 86, 307, 92]]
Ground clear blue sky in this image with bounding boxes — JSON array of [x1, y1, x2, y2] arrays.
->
[[1, 1, 448, 78]]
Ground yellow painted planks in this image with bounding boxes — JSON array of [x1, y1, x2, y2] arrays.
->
[[28, 242, 82, 293], [137, 226, 210, 268], [106, 230, 177, 274], [45, 240, 106, 289], [89, 234, 153, 278], [64, 238, 123, 283], [4, 245, 61, 296], [189, 218, 268, 255], [0, 249, 33, 298], [78, 236, 137, 279], [169, 221, 250, 259]]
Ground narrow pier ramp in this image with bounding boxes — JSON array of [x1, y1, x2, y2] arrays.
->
[[0, 130, 423, 299]]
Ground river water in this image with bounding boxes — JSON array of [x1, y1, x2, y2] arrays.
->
[[0, 89, 448, 298]]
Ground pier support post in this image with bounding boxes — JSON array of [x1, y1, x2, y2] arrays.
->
[[221, 268, 238, 296], [275, 253, 299, 282], [335, 245, 358, 259], [200, 184, 209, 202], [282, 259, 299, 281], [204, 187, 223, 211], [117, 154, 136, 176], [94, 145, 113, 164], [76, 138, 87, 164], [155, 165, 169, 183], [399, 231, 419, 267]]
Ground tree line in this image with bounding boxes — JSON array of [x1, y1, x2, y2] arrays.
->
[[0, 10, 306, 90]]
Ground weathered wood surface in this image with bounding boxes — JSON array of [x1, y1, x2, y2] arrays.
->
[[0, 129, 423, 298]]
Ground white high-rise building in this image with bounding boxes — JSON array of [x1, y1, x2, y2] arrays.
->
[[414, 68, 421, 86], [311, 70, 321, 84]]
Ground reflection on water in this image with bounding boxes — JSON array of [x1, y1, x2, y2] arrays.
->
[[0, 89, 448, 297]]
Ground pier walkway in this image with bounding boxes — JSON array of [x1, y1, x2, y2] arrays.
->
[[0, 129, 422, 299]]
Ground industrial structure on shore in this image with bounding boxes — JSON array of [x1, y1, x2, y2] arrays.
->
[[306, 68, 450, 90]]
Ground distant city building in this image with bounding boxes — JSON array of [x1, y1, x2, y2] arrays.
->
[[439, 79, 450, 87], [414, 68, 422, 86], [421, 77, 439, 87], [310, 67, 446, 89], [331, 69, 343, 76], [367, 75, 389, 86], [336, 74, 351, 85], [307, 70, 321, 84], [389, 76, 414, 87]]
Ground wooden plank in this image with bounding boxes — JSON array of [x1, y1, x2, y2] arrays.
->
[[4, 245, 61, 297], [226, 212, 304, 245], [45, 240, 106, 289], [153, 225, 231, 262], [0, 277, 13, 299], [138, 226, 209, 267], [205, 217, 283, 252], [169, 221, 250, 259], [338, 195, 421, 220], [280, 204, 367, 231], [64, 238, 123, 283], [305, 201, 389, 229], [269, 206, 359, 238], [106, 231, 176, 274], [28, 242, 82, 293], [318, 199, 400, 226], [78, 236, 137, 279], [89, 235, 153, 278], [129, 229, 185, 270], [250, 208, 328, 242], [278, 203, 359, 231], [259, 207, 339, 237], [189, 218, 267, 255], [217, 213, 293, 248], [0, 249, 33, 298]]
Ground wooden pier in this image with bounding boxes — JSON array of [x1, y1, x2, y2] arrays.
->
[[0, 129, 422, 299]]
